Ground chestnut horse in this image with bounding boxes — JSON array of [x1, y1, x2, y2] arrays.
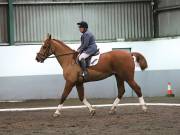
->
[[36, 34, 148, 117]]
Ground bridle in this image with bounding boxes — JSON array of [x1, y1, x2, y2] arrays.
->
[[37, 43, 76, 61]]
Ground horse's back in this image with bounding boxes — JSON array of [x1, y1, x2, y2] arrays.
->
[[101, 50, 135, 73], [100, 50, 133, 61], [92, 50, 134, 70], [87, 50, 135, 81]]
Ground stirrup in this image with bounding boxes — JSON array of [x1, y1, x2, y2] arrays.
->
[[81, 71, 88, 81]]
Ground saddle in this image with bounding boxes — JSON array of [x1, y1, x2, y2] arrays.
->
[[77, 49, 100, 67], [86, 49, 100, 67]]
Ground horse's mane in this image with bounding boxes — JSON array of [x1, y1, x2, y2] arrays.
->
[[52, 39, 78, 60], [53, 39, 74, 52]]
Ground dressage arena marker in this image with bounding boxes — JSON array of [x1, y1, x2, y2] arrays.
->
[[0, 103, 180, 112]]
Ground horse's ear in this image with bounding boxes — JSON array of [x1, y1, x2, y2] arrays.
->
[[46, 33, 51, 40], [49, 34, 51, 40]]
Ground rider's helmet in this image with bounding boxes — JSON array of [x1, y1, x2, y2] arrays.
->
[[77, 21, 88, 28]]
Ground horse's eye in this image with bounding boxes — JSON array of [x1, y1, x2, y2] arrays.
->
[[43, 46, 47, 49]]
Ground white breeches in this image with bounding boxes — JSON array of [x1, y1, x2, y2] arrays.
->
[[78, 53, 90, 61]]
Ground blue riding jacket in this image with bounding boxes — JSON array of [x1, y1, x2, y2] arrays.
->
[[78, 30, 98, 55]]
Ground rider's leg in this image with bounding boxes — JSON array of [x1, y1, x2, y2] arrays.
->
[[78, 53, 90, 80], [78, 53, 90, 61]]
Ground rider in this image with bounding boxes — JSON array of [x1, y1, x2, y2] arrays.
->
[[77, 21, 98, 80]]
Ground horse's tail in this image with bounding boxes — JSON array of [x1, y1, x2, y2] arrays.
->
[[131, 52, 148, 71]]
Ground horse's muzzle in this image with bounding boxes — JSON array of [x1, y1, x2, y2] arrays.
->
[[36, 53, 45, 63], [35, 56, 40, 62]]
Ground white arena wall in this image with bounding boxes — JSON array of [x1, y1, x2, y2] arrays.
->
[[0, 37, 180, 100]]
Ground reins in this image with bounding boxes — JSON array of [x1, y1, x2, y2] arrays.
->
[[47, 52, 76, 58]]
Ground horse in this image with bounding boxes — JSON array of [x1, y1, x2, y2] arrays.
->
[[36, 34, 148, 117]]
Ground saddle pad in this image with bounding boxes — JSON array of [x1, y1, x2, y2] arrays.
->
[[89, 53, 101, 66]]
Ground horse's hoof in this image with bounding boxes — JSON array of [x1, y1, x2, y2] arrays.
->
[[53, 112, 61, 118], [90, 109, 96, 116], [109, 109, 116, 115]]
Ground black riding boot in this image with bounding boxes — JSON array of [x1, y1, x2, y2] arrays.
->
[[80, 58, 88, 80]]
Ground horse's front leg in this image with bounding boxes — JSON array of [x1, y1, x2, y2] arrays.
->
[[76, 83, 96, 116], [53, 81, 74, 117]]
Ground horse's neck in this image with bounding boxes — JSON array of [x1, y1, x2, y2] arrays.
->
[[52, 40, 75, 68]]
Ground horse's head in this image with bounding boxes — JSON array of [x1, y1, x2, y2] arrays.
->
[[36, 34, 55, 63]]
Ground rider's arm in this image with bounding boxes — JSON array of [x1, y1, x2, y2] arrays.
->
[[78, 33, 91, 52]]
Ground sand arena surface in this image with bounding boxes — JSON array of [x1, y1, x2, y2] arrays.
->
[[0, 97, 180, 135]]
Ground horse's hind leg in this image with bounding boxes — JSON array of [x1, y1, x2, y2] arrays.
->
[[53, 81, 74, 117], [76, 83, 95, 116], [127, 80, 147, 112], [109, 75, 125, 114]]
